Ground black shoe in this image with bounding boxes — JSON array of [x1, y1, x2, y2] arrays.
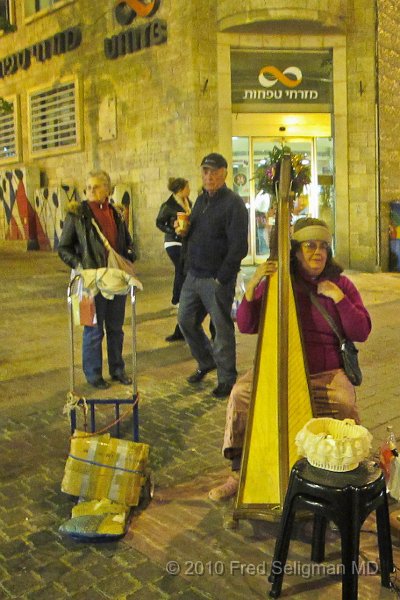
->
[[187, 365, 216, 384], [89, 377, 110, 390], [111, 372, 132, 385], [165, 331, 185, 342], [212, 383, 233, 398]]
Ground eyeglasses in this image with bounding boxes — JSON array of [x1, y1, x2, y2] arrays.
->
[[301, 240, 330, 252]]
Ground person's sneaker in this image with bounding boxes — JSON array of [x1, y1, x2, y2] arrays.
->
[[212, 382, 233, 398], [208, 475, 239, 501]]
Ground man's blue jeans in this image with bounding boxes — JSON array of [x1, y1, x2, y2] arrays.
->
[[178, 272, 237, 386], [82, 293, 127, 383]]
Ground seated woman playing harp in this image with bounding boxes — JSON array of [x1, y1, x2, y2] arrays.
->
[[209, 217, 371, 501]]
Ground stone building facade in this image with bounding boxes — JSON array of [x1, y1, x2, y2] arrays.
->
[[0, 0, 399, 271]]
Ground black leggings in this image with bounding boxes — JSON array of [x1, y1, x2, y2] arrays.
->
[[166, 245, 185, 305]]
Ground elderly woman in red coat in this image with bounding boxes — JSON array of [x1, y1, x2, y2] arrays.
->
[[209, 217, 371, 501]]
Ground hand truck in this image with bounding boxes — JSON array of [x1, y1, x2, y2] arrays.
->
[[66, 274, 140, 441]]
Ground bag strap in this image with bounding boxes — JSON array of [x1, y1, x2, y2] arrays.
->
[[298, 280, 345, 345], [91, 218, 112, 251]]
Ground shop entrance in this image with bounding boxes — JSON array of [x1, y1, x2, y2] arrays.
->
[[231, 114, 333, 264]]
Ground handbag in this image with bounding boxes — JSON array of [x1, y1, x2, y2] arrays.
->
[[91, 219, 136, 277], [306, 289, 363, 386], [339, 339, 362, 387]]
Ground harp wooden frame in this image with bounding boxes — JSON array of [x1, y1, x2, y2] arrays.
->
[[233, 154, 313, 522]]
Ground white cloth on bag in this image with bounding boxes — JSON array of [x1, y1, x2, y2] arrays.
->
[[78, 267, 143, 300]]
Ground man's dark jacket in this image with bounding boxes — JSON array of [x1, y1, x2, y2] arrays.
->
[[58, 200, 136, 269], [186, 184, 248, 285]]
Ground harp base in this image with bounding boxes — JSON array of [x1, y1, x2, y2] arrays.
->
[[233, 504, 283, 523], [232, 505, 313, 525]]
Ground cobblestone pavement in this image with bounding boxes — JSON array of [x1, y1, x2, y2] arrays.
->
[[1, 241, 400, 599]]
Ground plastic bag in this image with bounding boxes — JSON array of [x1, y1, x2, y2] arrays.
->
[[70, 271, 97, 327], [79, 294, 97, 327], [388, 457, 400, 500], [231, 271, 246, 321]]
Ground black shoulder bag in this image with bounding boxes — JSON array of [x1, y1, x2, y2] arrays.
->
[[307, 290, 363, 386]]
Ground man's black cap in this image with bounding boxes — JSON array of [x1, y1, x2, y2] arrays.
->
[[200, 153, 228, 169]]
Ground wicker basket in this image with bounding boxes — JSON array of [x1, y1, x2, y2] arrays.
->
[[295, 418, 373, 472]]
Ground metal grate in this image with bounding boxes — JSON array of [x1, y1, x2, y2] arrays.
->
[[30, 81, 77, 153]]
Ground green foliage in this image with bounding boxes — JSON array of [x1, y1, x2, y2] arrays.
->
[[254, 144, 311, 197], [0, 98, 13, 114], [0, 16, 16, 33]]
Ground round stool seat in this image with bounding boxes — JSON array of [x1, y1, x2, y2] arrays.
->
[[294, 458, 384, 491]]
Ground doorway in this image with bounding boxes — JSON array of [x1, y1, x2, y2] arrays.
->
[[231, 114, 333, 264]]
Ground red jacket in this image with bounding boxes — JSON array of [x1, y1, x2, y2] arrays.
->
[[237, 273, 371, 375]]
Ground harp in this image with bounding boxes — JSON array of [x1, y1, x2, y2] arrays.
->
[[233, 154, 313, 521]]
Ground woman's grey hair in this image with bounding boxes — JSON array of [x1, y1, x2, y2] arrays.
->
[[87, 170, 112, 193]]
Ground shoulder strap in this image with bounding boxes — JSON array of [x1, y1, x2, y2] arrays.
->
[[295, 277, 344, 343], [307, 290, 345, 344], [91, 218, 111, 251]]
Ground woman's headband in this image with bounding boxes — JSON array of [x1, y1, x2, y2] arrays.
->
[[292, 224, 332, 245]]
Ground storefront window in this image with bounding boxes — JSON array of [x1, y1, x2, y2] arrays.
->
[[233, 135, 334, 264], [232, 137, 252, 263], [316, 137, 335, 243]]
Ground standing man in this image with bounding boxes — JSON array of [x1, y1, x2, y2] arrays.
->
[[177, 153, 248, 398], [58, 170, 136, 390]]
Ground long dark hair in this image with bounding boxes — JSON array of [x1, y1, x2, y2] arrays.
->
[[168, 177, 188, 194], [290, 240, 343, 279]]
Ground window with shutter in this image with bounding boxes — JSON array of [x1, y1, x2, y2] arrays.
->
[[0, 96, 19, 164], [29, 80, 81, 157]]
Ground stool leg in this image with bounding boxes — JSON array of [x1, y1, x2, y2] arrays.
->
[[269, 505, 296, 598], [311, 515, 327, 563], [268, 511, 295, 598], [339, 510, 360, 600], [376, 491, 393, 588]]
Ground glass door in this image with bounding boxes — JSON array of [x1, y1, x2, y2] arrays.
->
[[232, 135, 335, 264]]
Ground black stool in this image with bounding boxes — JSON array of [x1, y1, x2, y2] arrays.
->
[[269, 458, 393, 599]]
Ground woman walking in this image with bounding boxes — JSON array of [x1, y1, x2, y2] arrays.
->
[[156, 177, 191, 341]]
